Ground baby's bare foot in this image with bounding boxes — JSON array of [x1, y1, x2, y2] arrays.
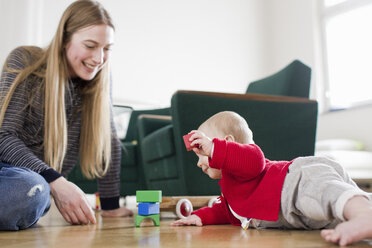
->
[[321, 214, 372, 246]]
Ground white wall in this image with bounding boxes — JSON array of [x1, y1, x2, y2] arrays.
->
[[108, 0, 270, 107], [0, 0, 315, 106], [318, 106, 372, 151], [0, 0, 266, 108], [1, 0, 372, 150]]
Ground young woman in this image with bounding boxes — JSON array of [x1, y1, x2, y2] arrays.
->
[[0, 0, 132, 230]]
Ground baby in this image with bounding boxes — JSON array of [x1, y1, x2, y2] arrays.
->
[[172, 111, 372, 246]]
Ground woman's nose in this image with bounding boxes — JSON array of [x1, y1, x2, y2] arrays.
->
[[92, 48, 104, 64]]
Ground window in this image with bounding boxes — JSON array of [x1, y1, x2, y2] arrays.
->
[[321, 0, 372, 110]]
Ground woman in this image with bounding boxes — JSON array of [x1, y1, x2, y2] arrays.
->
[[0, 0, 132, 230]]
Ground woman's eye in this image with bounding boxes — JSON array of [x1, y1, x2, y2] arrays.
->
[[85, 44, 95, 49]]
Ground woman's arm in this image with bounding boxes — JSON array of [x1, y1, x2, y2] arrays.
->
[[0, 47, 53, 174], [50, 177, 96, 224]]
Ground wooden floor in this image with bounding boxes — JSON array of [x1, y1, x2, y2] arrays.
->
[[1, 202, 372, 248]]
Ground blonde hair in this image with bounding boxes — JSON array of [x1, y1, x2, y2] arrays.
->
[[199, 111, 254, 144], [0, 0, 114, 179]]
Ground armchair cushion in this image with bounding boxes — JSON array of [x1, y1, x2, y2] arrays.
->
[[141, 124, 175, 162]]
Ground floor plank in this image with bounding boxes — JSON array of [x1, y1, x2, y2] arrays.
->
[[1, 202, 371, 248]]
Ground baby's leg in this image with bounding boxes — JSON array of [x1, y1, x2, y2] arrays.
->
[[321, 195, 372, 246]]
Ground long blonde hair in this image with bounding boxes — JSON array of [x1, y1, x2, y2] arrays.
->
[[0, 0, 115, 179]]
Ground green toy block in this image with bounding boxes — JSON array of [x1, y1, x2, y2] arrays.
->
[[135, 214, 160, 227], [136, 190, 162, 203]]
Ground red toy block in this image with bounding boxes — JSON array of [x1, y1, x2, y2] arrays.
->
[[183, 133, 194, 151]]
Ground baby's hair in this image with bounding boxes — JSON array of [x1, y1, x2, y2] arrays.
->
[[199, 111, 254, 144]]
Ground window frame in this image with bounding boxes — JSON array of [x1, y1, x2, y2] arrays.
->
[[320, 0, 372, 111]]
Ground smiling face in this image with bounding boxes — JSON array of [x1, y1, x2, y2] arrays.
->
[[65, 24, 114, 80]]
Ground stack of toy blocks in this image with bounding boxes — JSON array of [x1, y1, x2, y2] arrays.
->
[[135, 190, 162, 227]]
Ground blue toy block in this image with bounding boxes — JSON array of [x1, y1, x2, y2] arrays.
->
[[138, 202, 160, 215]]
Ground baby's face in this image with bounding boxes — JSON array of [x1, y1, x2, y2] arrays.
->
[[196, 153, 222, 179], [195, 125, 222, 179]]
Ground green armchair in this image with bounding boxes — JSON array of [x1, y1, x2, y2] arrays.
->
[[247, 59, 311, 98], [137, 90, 318, 196]]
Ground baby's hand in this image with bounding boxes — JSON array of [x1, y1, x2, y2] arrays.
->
[[189, 131, 213, 157], [171, 214, 203, 226]]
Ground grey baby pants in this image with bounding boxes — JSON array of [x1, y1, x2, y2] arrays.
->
[[252, 156, 371, 230]]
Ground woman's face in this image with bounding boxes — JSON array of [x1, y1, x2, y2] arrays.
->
[[65, 24, 114, 80]]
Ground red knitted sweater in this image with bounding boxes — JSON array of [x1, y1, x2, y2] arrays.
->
[[193, 138, 292, 225]]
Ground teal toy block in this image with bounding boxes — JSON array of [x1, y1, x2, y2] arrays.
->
[[138, 202, 160, 215], [135, 214, 160, 227], [136, 190, 162, 203]]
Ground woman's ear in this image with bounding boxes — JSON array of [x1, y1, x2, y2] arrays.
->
[[224, 134, 235, 142]]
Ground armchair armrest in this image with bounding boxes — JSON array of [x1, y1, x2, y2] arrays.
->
[[137, 114, 173, 161], [138, 114, 172, 137], [139, 114, 172, 120], [179, 90, 316, 103]]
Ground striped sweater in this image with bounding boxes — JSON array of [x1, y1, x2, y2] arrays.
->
[[0, 47, 121, 210]]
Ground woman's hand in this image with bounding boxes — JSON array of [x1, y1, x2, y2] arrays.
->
[[171, 214, 203, 226], [50, 177, 96, 225], [100, 206, 133, 217]]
